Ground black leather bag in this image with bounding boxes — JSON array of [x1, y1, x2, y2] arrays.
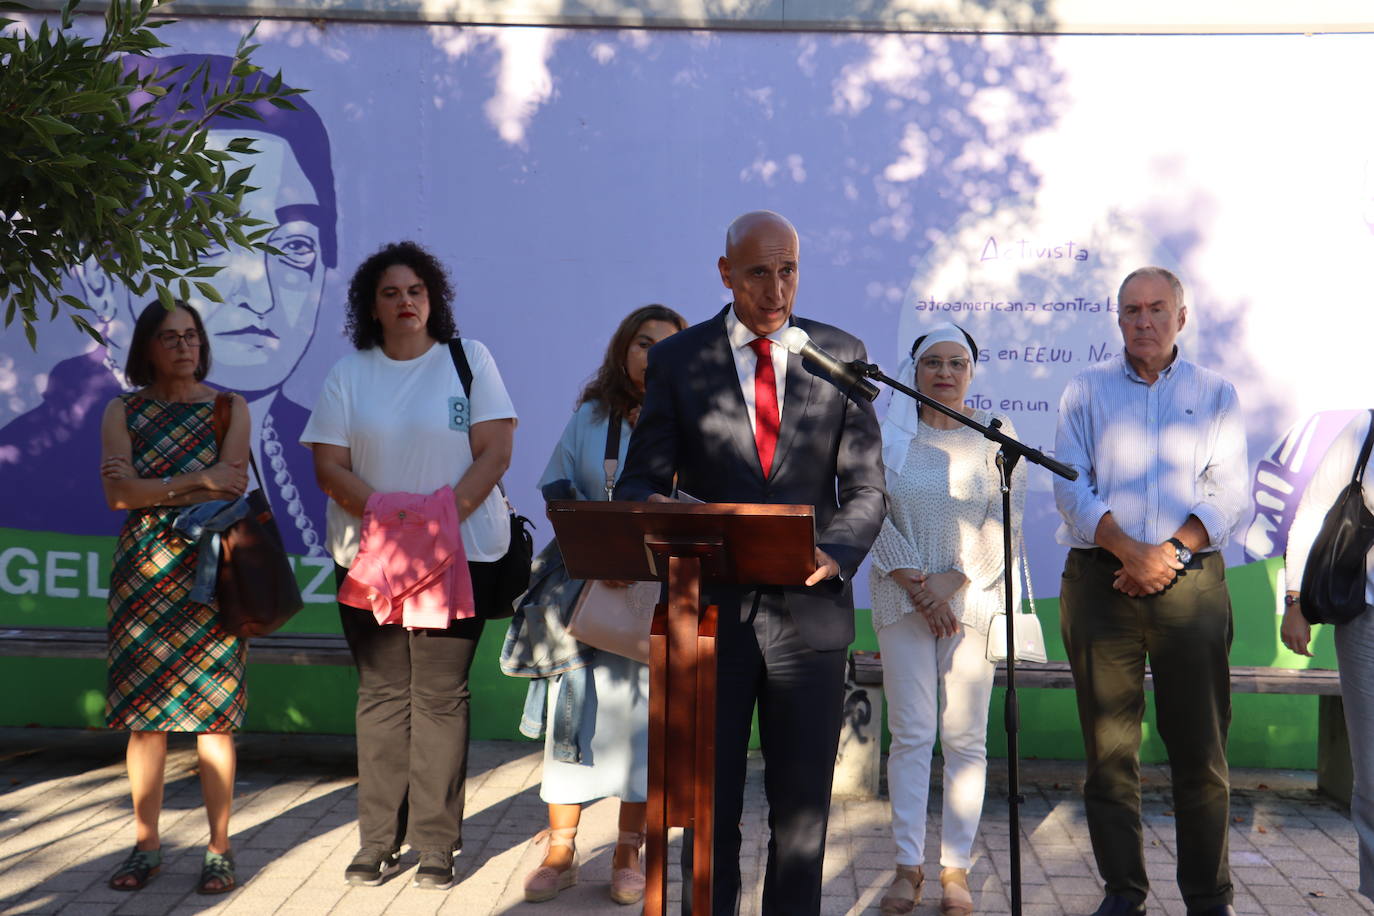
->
[[448, 339, 534, 619], [212, 394, 304, 637], [468, 511, 535, 620], [1300, 410, 1374, 626]]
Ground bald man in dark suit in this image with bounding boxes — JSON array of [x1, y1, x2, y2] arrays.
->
[[616, 211, 887, 915]]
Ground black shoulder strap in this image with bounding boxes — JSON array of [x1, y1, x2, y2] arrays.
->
[[448, 337, 509, 500], [602, 411, 622, 500], [1355, 409, 1374, 486], [448, 338, 473, 398], [604, 412, 623, 460]]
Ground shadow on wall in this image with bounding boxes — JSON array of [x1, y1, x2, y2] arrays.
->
[[400, 19, 1070, 592]]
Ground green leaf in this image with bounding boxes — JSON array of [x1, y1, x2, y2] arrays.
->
[[22, 116, 60, 155], [62, 91, 117, 114], [193, 280, 224, 303], [70, 312, 106, 346], [27, 113, 81, 136]]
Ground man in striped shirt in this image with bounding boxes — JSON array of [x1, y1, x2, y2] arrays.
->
[[1053, 266, 1249, 916]]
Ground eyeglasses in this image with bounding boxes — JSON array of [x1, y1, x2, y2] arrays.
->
[[156, 330, 201, 349], [918, 356, 970, 373]]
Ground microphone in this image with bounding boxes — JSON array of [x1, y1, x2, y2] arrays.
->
[[779, 327, 880, 402]]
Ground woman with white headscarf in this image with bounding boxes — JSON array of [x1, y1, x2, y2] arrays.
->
[[870, 322, 1025, 916]]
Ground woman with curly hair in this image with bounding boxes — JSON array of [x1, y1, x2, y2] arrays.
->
[[519, 304, 685, 906], [302, 240, 517, 890]]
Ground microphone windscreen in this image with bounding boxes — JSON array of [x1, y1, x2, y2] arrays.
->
[[779, 326, 810, 355]]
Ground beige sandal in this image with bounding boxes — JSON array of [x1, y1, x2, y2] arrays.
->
[[523, 827, 579, 903], [880, 864, 924, 915], [940, 866, 974, 915], [609, 829, 646, 905]]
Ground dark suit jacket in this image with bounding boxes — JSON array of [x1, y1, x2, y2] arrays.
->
[[615, 306, 887, 650]]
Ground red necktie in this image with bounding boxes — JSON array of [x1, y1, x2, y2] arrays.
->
[[749, 337, 780, 478]]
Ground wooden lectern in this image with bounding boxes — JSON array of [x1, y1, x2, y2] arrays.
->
[[548, 501, 816, 916]]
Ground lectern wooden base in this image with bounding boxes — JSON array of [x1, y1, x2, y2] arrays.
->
[[645, 552, 717, 916], [546, 501, 816, 916]]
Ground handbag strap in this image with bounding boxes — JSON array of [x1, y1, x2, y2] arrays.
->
[[448, 337, 475, 397], [211, 391, 266, 493], [448, 338, 511, 502], [1352, 409, 1374, 487], [602, 412, 622, 500]]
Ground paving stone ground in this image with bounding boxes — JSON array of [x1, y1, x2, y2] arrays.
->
[[0, 727, 1368, 915]]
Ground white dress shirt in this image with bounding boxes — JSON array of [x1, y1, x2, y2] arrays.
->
[[725, 307, 789, 435], [1053, 352, 1249, 551]]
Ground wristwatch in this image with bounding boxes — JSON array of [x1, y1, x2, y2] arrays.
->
[[1166, 537, 1192, 565], [1284, 593, 1299, 607]]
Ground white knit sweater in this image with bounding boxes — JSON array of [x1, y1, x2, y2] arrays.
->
[[869, 410, 1026, 636]]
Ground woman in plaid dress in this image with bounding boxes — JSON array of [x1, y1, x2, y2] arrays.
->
[[98, 301, 251, 894]]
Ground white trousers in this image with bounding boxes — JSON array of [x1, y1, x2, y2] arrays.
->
[[1336, 608, 1374, 900], [877, 611, 996, 869]]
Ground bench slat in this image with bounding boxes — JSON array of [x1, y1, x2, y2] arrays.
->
[[851, 651, 1341, 696], [0, 627, 352, 666], [0, 628, 1347, 692]]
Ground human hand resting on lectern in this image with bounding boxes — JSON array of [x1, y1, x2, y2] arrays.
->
[[805, 547, 840, 586]]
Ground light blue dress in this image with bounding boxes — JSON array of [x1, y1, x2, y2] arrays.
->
[[536, 400, 650, 804]]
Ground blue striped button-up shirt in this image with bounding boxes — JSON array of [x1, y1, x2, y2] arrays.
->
[[1053, 353, 1249, 551]]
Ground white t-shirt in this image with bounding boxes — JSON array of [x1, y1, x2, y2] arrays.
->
[[300, 339, 518, 566]]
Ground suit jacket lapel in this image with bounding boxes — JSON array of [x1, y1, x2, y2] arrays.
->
[[773, 338, 816, 478], [704, 311, 765, 482]]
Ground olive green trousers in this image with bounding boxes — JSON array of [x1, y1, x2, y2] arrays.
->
[[1060, 548, 1235, 911]]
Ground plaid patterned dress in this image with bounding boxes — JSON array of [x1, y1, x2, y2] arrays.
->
[[106, 395, 246, 731]]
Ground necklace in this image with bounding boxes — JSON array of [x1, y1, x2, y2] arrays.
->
[[259, 411, 325, 557]]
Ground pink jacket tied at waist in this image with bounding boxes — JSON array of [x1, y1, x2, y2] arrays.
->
[[338, 486, 475, 629]]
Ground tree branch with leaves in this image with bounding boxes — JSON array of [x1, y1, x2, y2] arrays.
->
[[0, 0, 303, 347]]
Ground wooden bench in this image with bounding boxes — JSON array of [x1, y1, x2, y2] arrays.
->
[[6, 626, 1352, 806], [849, 650, 1344, 695], [834, 650, 1351, 803], [0, 625, 352, 666]]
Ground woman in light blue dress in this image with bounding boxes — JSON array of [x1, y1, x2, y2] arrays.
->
[[523, 304, 686, 906]]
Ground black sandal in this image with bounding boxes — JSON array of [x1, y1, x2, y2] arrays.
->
[[197, 849, 237, 895], [109, 847, 161, 891]]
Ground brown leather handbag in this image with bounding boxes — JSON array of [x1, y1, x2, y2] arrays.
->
[[211, 393, 304, 637]]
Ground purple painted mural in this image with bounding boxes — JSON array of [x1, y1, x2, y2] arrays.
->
[[3, 19, 1373, 619]]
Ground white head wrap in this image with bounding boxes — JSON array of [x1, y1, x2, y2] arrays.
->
[[879, 323, 975, 487]]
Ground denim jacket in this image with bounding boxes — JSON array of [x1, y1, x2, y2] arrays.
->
[[171, 498, 251, 605], [499, 538, 597, 762]]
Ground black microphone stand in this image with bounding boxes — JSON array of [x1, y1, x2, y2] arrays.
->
[[850, 359, 1077, 916]]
